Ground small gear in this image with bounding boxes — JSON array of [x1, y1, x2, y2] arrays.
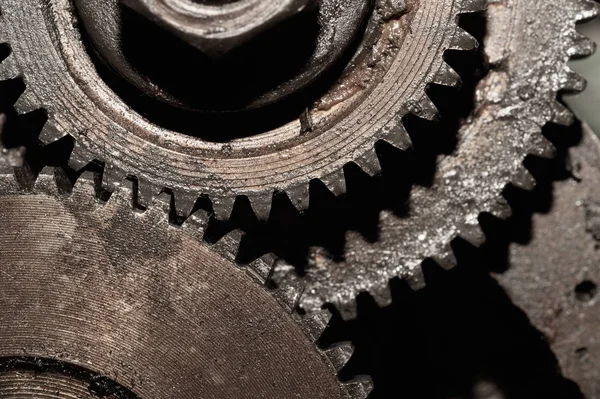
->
[[0, 167, 372, 398], [272, 0, 599, 318], [0, 0, 483, 219]]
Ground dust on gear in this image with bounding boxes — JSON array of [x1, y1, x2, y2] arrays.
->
[[0, 0, 483, 220], [272, 0, 599, 318], [0, 168, 372, 399]]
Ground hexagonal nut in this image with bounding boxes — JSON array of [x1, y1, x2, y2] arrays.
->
[[121, 0, 317, 57]]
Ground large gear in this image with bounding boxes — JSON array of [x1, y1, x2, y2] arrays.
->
[[272, 0, 599, 318], [0, 0, 483, 219], [0, 167, 372, 398]]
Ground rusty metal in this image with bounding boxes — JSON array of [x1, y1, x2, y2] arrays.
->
[[0, 169, 372, 398], [0, 0, 482, 219], [271, 0, 599, 318], [496, 123, 600, 399], [120, 0, 317, 57]]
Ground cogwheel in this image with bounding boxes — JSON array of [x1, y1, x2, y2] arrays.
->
[[0, 167, 372, 399], [272, 0, 599, 318], [0, 0, 483, 220]]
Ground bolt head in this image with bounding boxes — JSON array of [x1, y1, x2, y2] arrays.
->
[[121, 0, 316, 57]]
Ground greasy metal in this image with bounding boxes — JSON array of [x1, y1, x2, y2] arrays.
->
[[0, 170, 372, 399], [496, 124, 600, 399], [271, 0, 599, 318], [75, 0, 370, 109], [120, 0, 316, 57], [0, 0, 482, 219]]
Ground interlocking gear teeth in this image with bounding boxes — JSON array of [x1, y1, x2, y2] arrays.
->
[[270, 0, 599, 318], [0, 0, 483, 220]]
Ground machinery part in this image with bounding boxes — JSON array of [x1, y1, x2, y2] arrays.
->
[[0, 0, 482, 219], [272, 0, 599, 318], [0, 169, 372, 399], [75, 0, 368, 110], [496, 123, 600, 399], [120, 0, 317, 57]]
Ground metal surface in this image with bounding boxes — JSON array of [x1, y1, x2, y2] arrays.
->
[[120, 0, 316, 57], [496, 124, 600, 399], [0, 0, 482, 219], [271, 0, 600, 318], [0, 169, 372, 398]]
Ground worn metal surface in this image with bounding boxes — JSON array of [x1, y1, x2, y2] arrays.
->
[[271, 0, 600, 318], [495, 124, 600, 399], [0, 0, 482, 219], [0, 170, 372, 398], [120, 0, 317, 57]]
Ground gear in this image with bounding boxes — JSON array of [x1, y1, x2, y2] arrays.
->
[[0, 0, 483, 219], [272, 0, 599, 318], [0, 168, 372, 398]]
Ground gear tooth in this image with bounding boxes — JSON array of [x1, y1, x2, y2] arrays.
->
[[323, 342, 354, 373], [30, 167, 57, 194], [430, 243, 458, 270], [432, 62, 462, 88], [449, 27, 478, 50], [285, 184, 310, 212], [459, 0, 486, 12], [574, 0, 599, 22], [14, 89, 40, 115], [413, 95, 439, 121], [298, 310, 332, 342], [550, 101, 575, 126], [354, 146, 381, 176], [110, 176, 137, 208], [335, 299, 359, 321], [248, 193, 272, 220], [269, 258, 300, 287], [341, 376, 374, 399], [489, 200, 513, 219], [66, 143, 90, 172], [0, 52, 20, 80], [208, 230, 243, 262], [568, 32, 597, 58], [528, 133, 557, 159], [370, 283, 392, 308], [149, 190, 174, 221], [457, 223, 485, 246], [246, 255, 274, 284], [273, 281, 304, 313], [212, 196, 236, 220], [135, 178, 155, 209], [172, 189, 198, 220], [379, 119, 412, 151], [513, 167, 537, 190], [182, 208, 210, 234], [319, 169, 347, 196], [561, 67, 587, 93], [71, 171, 97, 198]]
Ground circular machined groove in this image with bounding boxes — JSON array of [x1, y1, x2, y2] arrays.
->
[[0, 0, 475, 218]]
